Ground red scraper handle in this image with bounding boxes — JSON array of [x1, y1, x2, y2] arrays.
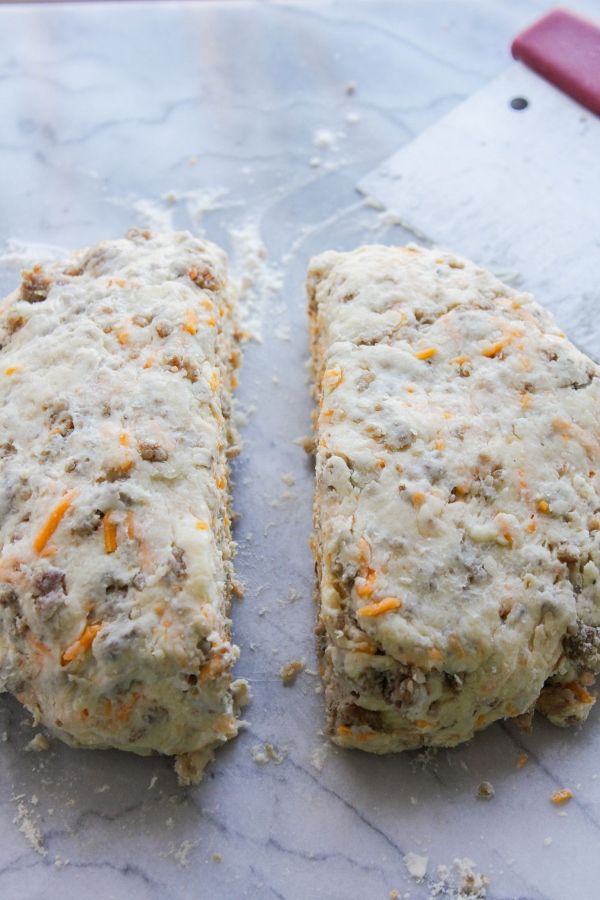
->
[[512, 8, 600, 116]]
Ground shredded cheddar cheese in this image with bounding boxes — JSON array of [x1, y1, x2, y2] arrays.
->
[[357, 597, 403, 617], [565, 681, 595, 704], [356, 569, 377, 598], [550, 789, 573, 805], [322, 366, 344, 391], [481, 341, 506, 358], [184, 309, 198, 335], [61, 623, 101, 666], [33, 491, 76, 554], [103, 512, 118, 554], [415, 347, 438, 360]]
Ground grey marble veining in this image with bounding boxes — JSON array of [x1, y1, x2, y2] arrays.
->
[[1, 2, 600, 898]]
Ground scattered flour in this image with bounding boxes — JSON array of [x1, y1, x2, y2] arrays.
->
[[131, 198, 175, 232], [403, 854, 489, 899], [165, 186, 235, 230], [310, 742, 331, 772], [0, 238, 66, 271], [161, 839, 198, 867], [13, 800, 46, 857], [229, 221, 283, 340], [429, 859, 489, 899], [452, 858, 489, 898]]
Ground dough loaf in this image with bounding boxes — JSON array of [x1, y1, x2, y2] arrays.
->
[[308, 244, 600, 752], [0, 229, 246, 783]]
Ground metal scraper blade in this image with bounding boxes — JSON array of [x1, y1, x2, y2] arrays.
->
[[358, 62, 600, 359]]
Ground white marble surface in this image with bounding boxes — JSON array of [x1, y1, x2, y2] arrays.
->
[[1, 2, 600, 898]]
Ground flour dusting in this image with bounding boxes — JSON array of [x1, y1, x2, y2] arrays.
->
[[428, 858, 489, 899], [229, 221, 283, 340], [131, 198, 175, 231], [251, 742, 286, 765], [13, 800, 47, 856], [0, 239, 66, 271]]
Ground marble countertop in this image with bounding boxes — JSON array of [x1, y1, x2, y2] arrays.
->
[[1, 1, 600, 898]]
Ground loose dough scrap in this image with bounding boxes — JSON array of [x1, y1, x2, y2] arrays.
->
[[0, 229, 247, 783], [308, 243, 600, 752]]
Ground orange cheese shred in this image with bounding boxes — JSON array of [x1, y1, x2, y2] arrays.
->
[[415, 347, 438, 360], [184, 309, 198, 335], [550, 789, 573, 805], [322, 366, 344, 391], [516, 753, 529, 769], [356, 568, 377, 599], [33, 491, 76, 554], [103, 512, 118, 554], [565, 681, 595, 704], [357, 596, 403, 617], [61, 623, 101, 666], [481, 340, 507, 358]]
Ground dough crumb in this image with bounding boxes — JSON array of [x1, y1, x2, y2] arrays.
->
[[281, 472, 296, 486], [280, 659, 305, 685], [550, 789, 573, 805], [404, 851, 428, 881], [516, 752, 529, 769], [298, 433, 316, 454], [25, 733, 49, 752], [476, 781, 495, 800], [453, 857, 489, 898], [543, 836, 553, 846], [212, 852, 222, 863], [251, 743, 285, 765]]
